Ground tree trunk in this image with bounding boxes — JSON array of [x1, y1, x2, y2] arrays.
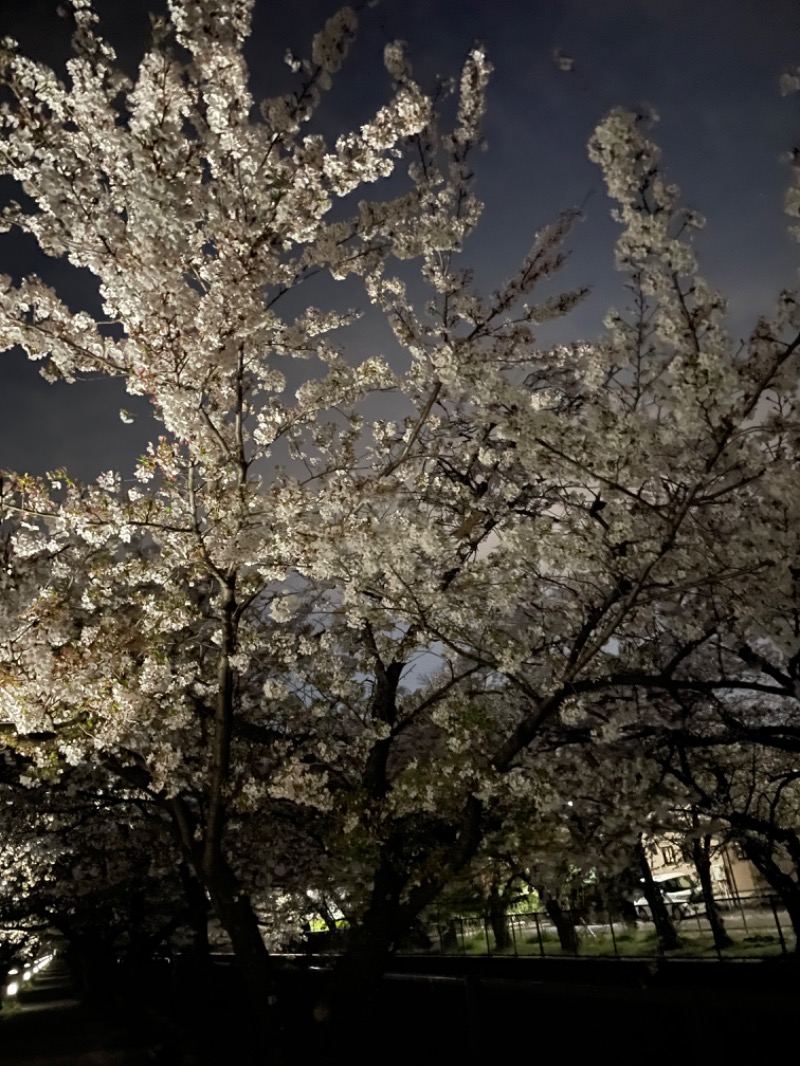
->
[[324, 856, 410, 1059], [488, 884, 512, 951], [690, 833, 732, 951], [165, 579, 287, 1061], [542, 895, 579, 954], [601, 870, 638, 928], [325, 795, 484, 1053], [179, 861, 212, 958], [741, 836, 800, 949], [190, 854, 287, 1066], [167, 802, 282, 1054], [439, 917, 461, 953], [635, 838, 681, 951], [204, 869, 277, 1009]]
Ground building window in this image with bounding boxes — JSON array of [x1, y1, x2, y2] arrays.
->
[[662, 845, 679, 866]]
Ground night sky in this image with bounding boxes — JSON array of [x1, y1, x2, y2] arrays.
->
[[0, 0, 798, 480]]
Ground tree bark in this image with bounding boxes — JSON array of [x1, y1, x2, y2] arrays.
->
[[166, 794, 282, 1059], [541, 894, 579, 954], [741, 836, 800, 949], [179, 861, 211, 958], [488, 883, 512, 951], [635, 838, 681, 951], [203, 863, 278, 1010], [439, 917, 461, 953], [323, 851, 411, 1059], [690, 832, 733, 951]]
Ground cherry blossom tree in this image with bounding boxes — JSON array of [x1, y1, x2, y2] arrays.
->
[[1, 0, 800, 1051], [634, 683, 800, 947], [0, 0, 526, 1033], [0, 757, 194, 992]]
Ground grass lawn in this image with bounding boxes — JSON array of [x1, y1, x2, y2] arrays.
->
[[456, 924, 790, 959]]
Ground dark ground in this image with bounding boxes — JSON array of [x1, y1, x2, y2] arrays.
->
[[2, 953, 798, 1065], [0, 958, 152, 1065]]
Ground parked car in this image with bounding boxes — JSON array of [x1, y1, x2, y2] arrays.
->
[[633, 873, 700, 920]]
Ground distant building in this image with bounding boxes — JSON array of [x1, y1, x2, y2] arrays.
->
[[647, 833, 768, 901]]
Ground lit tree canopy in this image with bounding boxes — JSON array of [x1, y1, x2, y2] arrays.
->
[[1, 0, 799, 1037]]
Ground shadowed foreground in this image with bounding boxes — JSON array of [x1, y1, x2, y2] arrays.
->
[[3, 952, 800, 1065], [0, 959, 152, 1066]]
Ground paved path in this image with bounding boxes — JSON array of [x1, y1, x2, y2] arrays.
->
[[1, 961, 152, 1066]]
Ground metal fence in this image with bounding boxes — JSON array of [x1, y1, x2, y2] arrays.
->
[[423, 893, 794, 960]]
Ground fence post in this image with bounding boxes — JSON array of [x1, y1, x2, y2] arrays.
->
[[737, 895, 749, 935], [709, 899, 722, 961], [607, 913, 618, 958], [534, 912, 545, 956], [572, 910, 579, 956]]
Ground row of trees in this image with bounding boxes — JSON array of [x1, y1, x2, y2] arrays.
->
[[445, 695, 800, 958], [1, 0, 800, 1057], [4, 691, 800, 973]]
